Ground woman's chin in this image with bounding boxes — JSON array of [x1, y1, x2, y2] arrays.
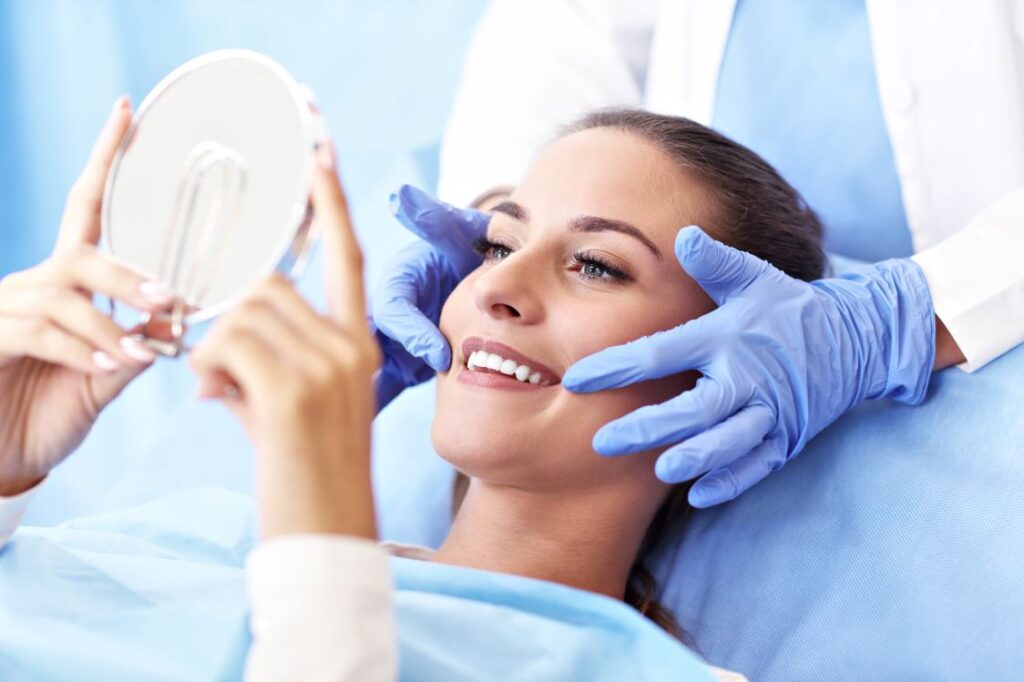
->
[[431, 413, 519, 475]]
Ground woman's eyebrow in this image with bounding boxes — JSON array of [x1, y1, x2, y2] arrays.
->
[[490, 200, 663, 260]]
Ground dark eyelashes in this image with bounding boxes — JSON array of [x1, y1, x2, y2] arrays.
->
[[470, 237, 632, 283], [470, 235, 503, 257], [570, 251, 632, 282]]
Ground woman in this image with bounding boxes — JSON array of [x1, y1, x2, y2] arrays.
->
[[0, 100, 823, 681]]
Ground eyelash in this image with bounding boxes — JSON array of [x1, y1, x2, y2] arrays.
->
[[470, 236, 632, 283]]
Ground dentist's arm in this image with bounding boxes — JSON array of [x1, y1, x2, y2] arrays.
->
[[913, 188, 1024, 372], [190, 145, 395, 681], [561, 188, 1024, 508]]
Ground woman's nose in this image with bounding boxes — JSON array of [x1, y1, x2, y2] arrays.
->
[[472, 254, 544, 323]]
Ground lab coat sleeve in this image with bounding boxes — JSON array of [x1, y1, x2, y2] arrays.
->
[[438, 0, 656, 206], [912, 188, 1024, 372], [0, 481, 40, 549], [245, 534, 397, 682]]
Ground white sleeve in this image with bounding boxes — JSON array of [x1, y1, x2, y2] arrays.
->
[[438, 0, 656, 206], [912, 187, 1024, 372], [0, 481, 41, 549], [245, 535, 397, 682]]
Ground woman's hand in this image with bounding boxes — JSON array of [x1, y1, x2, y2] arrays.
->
[[0, 97, 176, 496], [189, 144, 380, 540]]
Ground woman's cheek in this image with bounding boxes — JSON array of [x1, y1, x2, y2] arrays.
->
[[437, 275, 476, 359]]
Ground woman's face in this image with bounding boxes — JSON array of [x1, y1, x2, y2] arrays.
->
[[433, 127, 716, 499]]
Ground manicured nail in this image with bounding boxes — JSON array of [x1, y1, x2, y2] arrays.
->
[[120, 335, 156, 363], [111, 94, 129, 114], [316, 143, 335, 172], [139, 281, 174, 305], [92, 350, 120, 372]]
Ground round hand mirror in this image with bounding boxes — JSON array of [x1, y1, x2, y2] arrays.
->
[[102, 49, 323, 357]]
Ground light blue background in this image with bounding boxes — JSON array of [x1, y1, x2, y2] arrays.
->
[[0, 0, 486, 524]]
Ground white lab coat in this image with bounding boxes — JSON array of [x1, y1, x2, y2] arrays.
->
[[438, 0, 1024, 372]]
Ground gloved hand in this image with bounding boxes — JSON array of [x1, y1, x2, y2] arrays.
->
[[563, 226, 936, 508], [371, 185, 489, 410]]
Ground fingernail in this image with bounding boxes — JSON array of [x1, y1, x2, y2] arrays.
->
[[120, 335, 156, 363], [92, 350, 120, 372], [139, 281, 173, 305], [316, 143, 335, 172], [111, 94, 129, 114]]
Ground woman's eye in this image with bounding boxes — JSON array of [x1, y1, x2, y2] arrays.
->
[[572, 251, 632, 283], [471, 236, 513, 262]]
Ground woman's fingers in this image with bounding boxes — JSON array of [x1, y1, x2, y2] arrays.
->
[[190, 322, 284, 405], [0, 285, 155, 367], [56, 95, 134, 252], [6, 245, 174, 313], [249, 274, 343, 352], [0, 316, 109, 375], [311, 142, 368, 331]]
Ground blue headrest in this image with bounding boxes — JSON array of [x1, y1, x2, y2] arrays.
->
[[654, 345, 1024, 679]]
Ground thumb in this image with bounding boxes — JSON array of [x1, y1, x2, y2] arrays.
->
[[674, 226, 772, 305], [389, 185, 489, 273]]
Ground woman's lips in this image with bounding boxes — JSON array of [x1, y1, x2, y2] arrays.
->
[[456, 336, 560, 391]]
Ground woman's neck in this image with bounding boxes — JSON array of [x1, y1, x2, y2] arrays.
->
[[430, 477, 656, 600]]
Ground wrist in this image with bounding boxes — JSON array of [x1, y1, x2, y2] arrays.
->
[[868, 258, 936, 404], [258, 456, 377, 541]]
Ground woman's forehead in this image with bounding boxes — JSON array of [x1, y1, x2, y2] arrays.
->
[[510, 128, 709, 248]]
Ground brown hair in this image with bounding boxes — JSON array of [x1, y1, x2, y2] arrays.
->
[[453, 108, 826, 642]]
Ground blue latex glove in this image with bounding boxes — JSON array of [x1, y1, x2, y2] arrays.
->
[[563, 226, 936, 508], [372, 185, 489, 410]]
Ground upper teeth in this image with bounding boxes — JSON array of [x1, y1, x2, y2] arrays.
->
[[467, 350, 544, 384]]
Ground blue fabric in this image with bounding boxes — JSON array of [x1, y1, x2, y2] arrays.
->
[[713, 0, 914, 262], [0, 489, 715, 682], [0, 0, 487, 526], [654, 342, 1024, 680]]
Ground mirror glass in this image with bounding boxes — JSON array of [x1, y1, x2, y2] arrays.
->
[[102, 50, 317, 343]]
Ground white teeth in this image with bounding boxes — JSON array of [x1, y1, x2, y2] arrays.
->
[[464, 349, 546, 384]]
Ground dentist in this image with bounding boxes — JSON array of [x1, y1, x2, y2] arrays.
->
[[372, 0, 1024, 507]]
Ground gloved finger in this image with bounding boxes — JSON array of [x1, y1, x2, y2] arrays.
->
[[371, 290, 451, 372], [389, 185, 490, 273], [653, 404, 775, 483], [688, 436, 787, 508], [592, 379, 738, 456], [674, 225, 775, 306], [562, 317, 715, 393]]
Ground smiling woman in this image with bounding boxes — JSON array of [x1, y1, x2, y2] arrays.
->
[[431, 108, 826, 649]]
